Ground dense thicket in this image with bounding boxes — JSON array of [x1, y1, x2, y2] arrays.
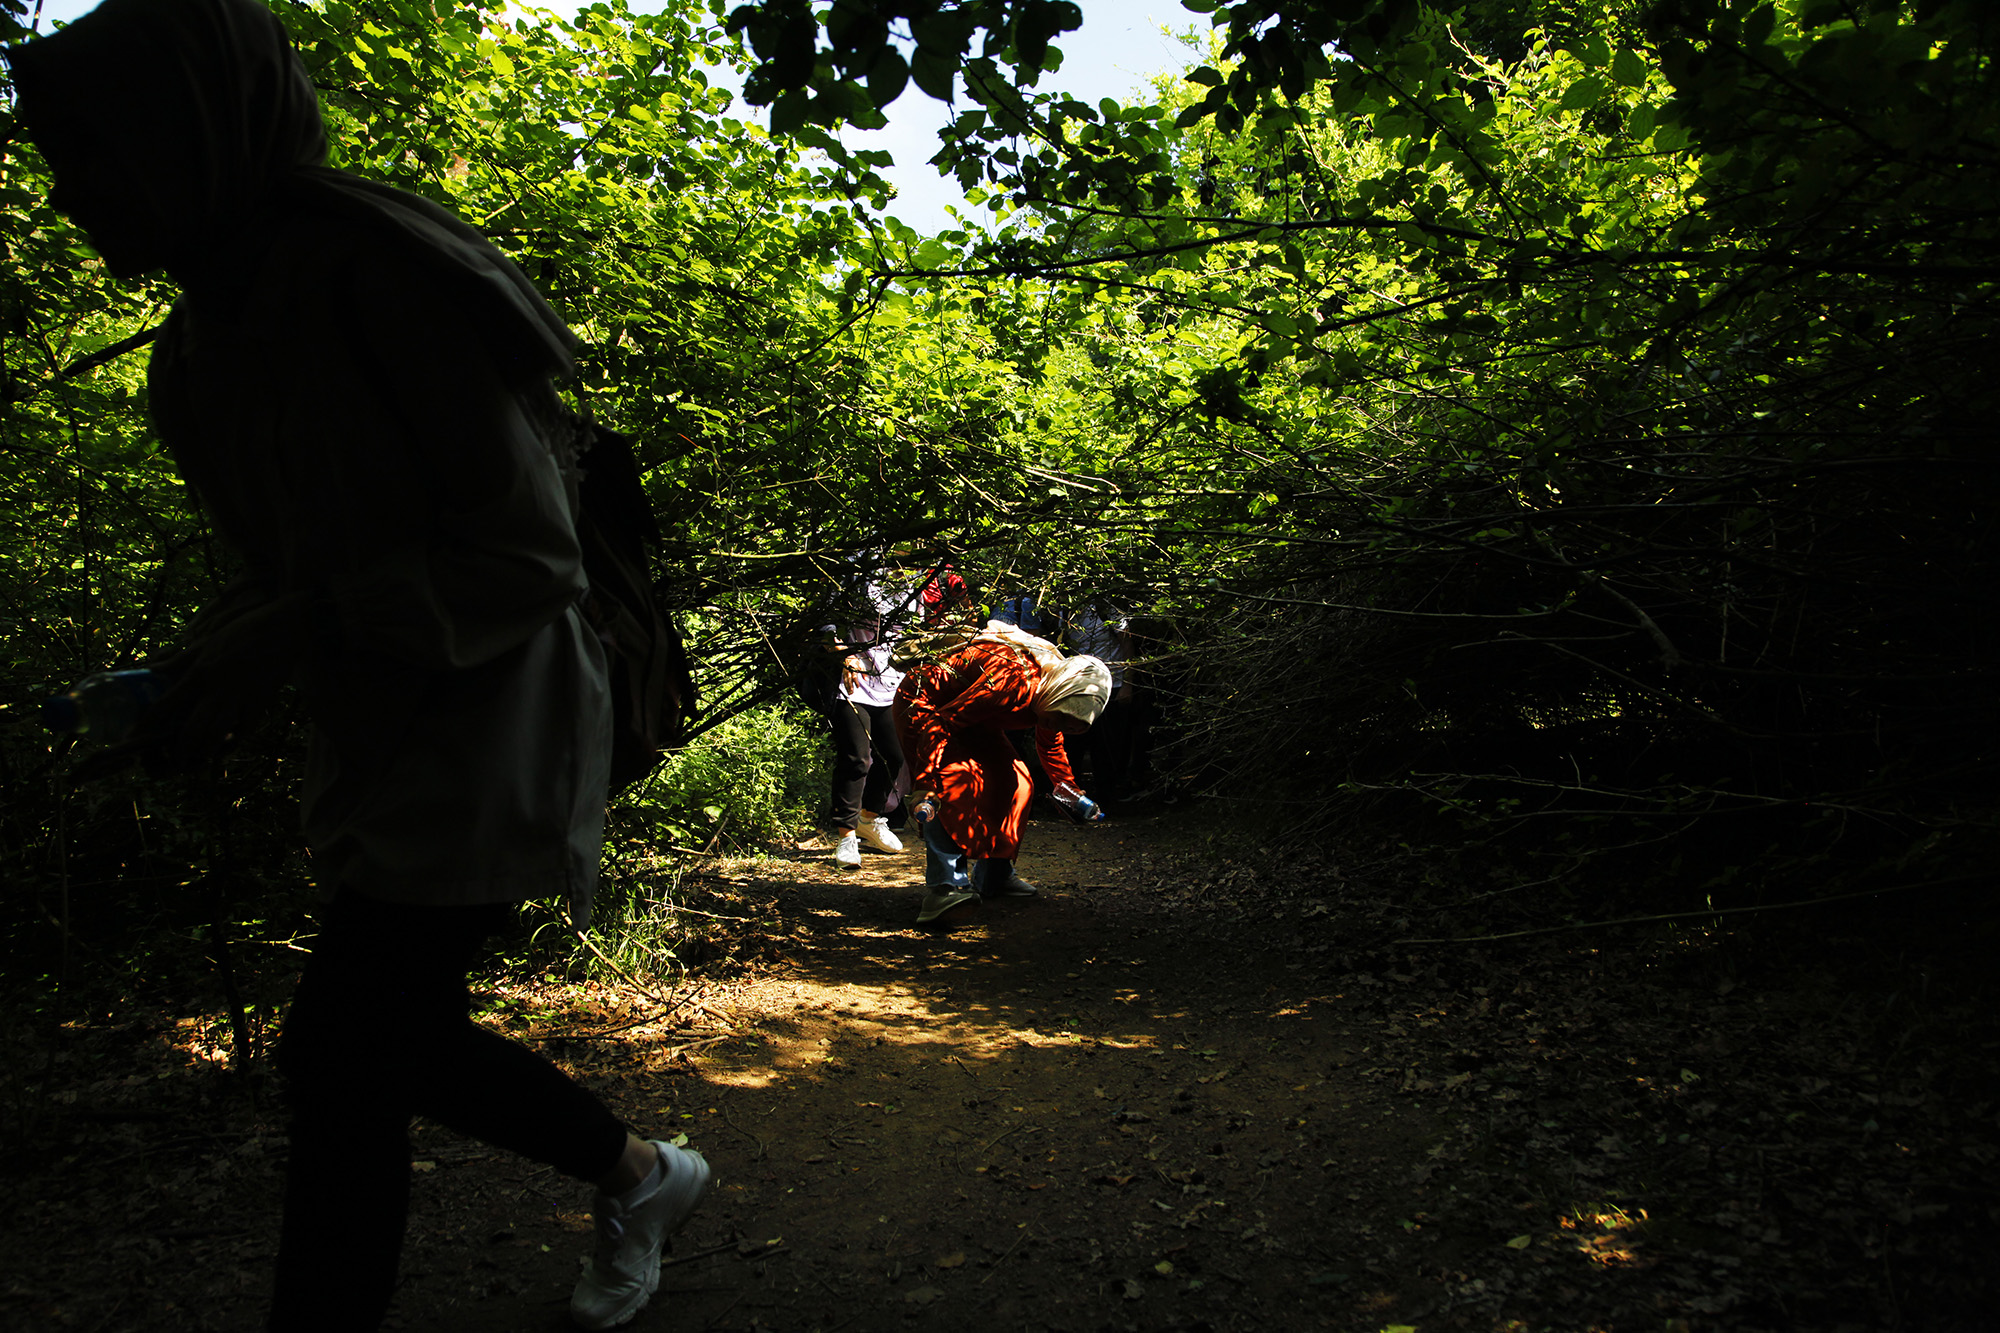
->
[[733, 0, 2000, 925], [2, 0, 1992, 1004]]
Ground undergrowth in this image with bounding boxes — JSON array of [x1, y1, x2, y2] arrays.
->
[[521, 701, 829, 983]]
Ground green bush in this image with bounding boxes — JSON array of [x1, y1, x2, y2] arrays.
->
[[524, 703, 828, 981], [633, 703, 827, 853]]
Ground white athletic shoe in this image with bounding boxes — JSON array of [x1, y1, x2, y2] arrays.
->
[[833, 832, 862, 869], [570, 1141, 712, 1329], [856, 815, 904, 854]]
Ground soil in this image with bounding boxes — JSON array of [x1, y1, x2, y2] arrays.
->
[[5, 806, 1998, 1332]]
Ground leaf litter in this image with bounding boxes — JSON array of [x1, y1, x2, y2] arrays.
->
[[1, 807, 1995, 1330]]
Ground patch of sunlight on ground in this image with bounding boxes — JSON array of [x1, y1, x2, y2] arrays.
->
[[1560, 1203, 1653, 1268]]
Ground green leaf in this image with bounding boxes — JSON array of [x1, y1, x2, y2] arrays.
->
[[769, 88, 809, 135], [1559, 76, 1604, 111], [911, 46, 957, 101], [868, 49, 910, 108], [1610, 48, 1648, 88]]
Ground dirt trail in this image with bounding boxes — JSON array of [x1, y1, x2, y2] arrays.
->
[[412, 812, 1423, 1332], [11, 808, 1994, 1331]]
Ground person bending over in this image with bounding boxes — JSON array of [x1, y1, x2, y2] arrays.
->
[[893, 624, 1110, 926]]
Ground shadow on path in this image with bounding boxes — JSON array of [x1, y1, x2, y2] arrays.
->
[[422, 813, 1430, 1332]]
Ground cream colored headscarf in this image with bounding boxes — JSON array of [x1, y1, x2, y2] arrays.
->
[[974, 623, 1111, 726], [1038, 655, 1111, 726]]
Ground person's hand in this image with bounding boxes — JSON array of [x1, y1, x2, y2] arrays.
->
[[1115, 681, 1134, 703], [77, 592, 311, 778]]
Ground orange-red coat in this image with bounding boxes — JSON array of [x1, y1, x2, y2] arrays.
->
[[892, 639, 1077, 861]]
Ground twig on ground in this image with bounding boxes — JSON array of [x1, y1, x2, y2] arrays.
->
[[662, 1240, 740, 1270], [570, 927, 689, 1015], [700, 1291, 743, 1329], [981, 1123, 1038, 1156], [667, 1033, 737, 1059], [717, 1108, 768, 1160], [526, 1011, 668, 1040], [1399, 875, 1985, 945], [978, 1223, 1037, 1286]]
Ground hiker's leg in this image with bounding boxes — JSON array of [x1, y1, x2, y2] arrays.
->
[[858, 703, 903, 817], [390, 908, 627, 1178], [269, 894, 494, 1331], [271, 894, 631, 1332], [826, 700, 872, 835], [921, 814, 971, 893], [973, 857, 1037, 898]]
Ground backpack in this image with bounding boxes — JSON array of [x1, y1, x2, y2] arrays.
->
[[576, 424, 697, 792]]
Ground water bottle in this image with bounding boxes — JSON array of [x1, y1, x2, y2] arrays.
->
[[913, 795, 937, 824], [42, 669, 166, 744], [1051, 780, 1106, 822]]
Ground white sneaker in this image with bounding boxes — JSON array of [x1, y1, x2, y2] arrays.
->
[[570, 1141, 712, 1329], [833, 832, 862, 869], [856, 815, 904, 854]]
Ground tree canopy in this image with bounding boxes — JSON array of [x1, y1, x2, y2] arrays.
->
[[2, 0, 1993, 964]]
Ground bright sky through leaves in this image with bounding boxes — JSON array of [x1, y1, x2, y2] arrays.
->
[[19, 0, 1196, 235]]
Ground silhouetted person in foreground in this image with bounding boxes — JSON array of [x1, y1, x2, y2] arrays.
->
[[7, 0, 707, 1327]]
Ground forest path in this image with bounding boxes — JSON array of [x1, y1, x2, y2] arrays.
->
[[15, 808, 1988, 1331], [414, 813, 1429, 1332]]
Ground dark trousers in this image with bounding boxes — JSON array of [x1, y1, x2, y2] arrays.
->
[[268, 892, 628, 1332], [827, 699, 902, 829], [1087, 694, 1141, 800]]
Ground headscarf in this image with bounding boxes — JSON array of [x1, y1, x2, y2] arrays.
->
[[974, 623, 1111, 727], [6, 0, 572, 375], [1038, 655, 1111, 727]]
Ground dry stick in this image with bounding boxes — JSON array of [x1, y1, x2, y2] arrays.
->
[[981, 1123, 1036, 1156], [661, 1240, 739, 1270], [700, 1291, 744, 1330], [978, 1223, 1037, 1286], [1399, 874, 1986, 946], [717, 1107, 768, 1161], [568, 926, 702, 1022]]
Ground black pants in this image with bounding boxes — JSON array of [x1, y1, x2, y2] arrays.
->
[[1088, 693, 1148, 801], [268, 892, 628, 1332], [827, 699, 902, 829]]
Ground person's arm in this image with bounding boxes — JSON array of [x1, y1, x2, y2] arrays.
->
[[1034, 723, 1079, 791]]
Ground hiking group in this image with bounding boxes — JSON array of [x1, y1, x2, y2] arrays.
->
[[807, 558, 1159, 926], [7, 0, 1151, 1325]]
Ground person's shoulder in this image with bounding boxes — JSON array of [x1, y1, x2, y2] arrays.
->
[[257, 207, 453, 321]]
